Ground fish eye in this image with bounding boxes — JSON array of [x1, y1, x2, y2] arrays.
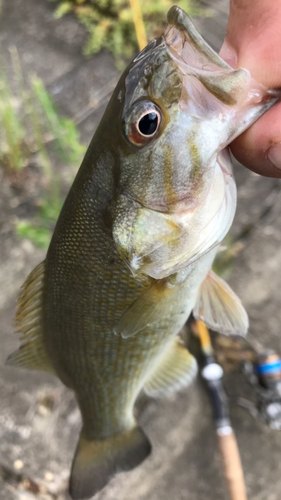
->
[[126, 101, 162, 146], [138, 112, 158, 136]]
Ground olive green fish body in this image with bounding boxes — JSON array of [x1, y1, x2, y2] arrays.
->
[[8, 6, 281, 500], [44, 167, 216, 438]]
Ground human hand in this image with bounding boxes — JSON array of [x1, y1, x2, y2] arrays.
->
[[220, 0, 281, 178]]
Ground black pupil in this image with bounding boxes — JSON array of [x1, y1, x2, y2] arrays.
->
[[138, 112, 158, 136]]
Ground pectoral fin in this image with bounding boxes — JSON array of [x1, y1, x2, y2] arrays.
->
[[6, 261, 55, 375], [144, 338, 197, 398], [193, 270, 248, 335], [114, 281, 178, 339]]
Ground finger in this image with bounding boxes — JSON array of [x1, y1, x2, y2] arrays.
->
[[220, 2, 281, 89], [230, 101, 281, 178]]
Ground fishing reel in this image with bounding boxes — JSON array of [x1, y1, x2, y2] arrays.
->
[[239, 350, 281, 430], [189, 320, 281, 431]]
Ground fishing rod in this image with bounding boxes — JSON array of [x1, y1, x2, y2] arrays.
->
[[190, 320, 248, 500]]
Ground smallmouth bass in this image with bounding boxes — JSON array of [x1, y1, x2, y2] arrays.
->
[[7, 6, 280, 500]]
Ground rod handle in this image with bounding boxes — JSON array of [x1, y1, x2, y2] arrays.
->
[[217, 428, 248, 500]]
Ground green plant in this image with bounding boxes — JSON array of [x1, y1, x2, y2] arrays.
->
[[0, 47, 85, 247], [16, 195, 64, 247], [51, 0, 208, 65], [0, 56, 28, 171], [31, 76, 85, 166]]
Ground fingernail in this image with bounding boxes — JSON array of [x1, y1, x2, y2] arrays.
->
[[267, 142, 281, 170]]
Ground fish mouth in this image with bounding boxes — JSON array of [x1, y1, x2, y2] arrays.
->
[[163, 6, 248, 116], [164, 7, 281, 134], [165, 6, 230, 75]]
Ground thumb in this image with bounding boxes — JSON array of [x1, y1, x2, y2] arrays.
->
[[220, 2, 281, 178]]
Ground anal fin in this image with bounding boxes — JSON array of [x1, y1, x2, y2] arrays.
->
[[6, 261, 55, 375], [70, 426, 151, 499], [193, 270, 249, 336], [143, 338, 197, 399]]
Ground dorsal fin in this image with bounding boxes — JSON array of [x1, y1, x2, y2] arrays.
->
[[193, 270, 249, 336], [143, 337, 197, 398], [6, 261, 55, 375]]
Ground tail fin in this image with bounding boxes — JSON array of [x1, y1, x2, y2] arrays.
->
[[69, 426, 151, 500]]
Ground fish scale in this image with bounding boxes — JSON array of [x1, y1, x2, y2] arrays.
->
[[46, 236, 215, 437]]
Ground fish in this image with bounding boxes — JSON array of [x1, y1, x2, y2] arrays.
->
[[7, 5, 280, 500]]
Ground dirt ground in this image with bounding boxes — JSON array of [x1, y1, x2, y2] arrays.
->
[[1, 1, 281, 499]]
